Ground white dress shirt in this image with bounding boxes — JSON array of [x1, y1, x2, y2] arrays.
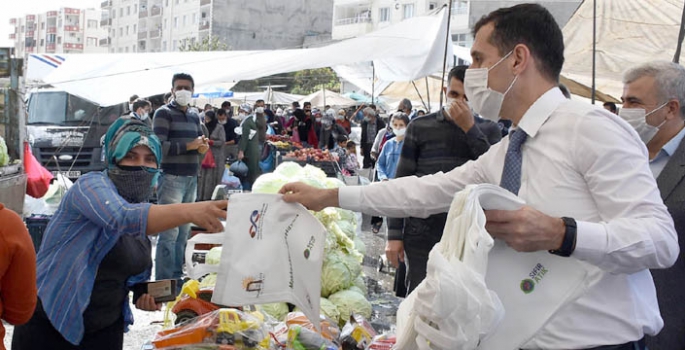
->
[[650, 126, 685, 178], [339, 88, 679, 349]]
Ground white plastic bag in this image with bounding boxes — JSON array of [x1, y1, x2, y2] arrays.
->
[[211, 193, 327, 329]]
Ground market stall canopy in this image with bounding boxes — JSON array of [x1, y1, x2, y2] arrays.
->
[[298, 89, 357, 108], [42, 7, 452, 107], [562, 0, 685, 101], [380, 75, 445, 112]]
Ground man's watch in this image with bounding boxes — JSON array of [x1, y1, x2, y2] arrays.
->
[[549, 217, 577, 257]]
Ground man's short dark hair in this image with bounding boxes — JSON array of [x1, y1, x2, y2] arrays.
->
[[303, 102, 311, 108], [132, 99, 151, 112], [603, 102, 617, 113], [216, 108, 227, 117], [172, 73, 195, 89], [391, 112, 411, 126], [129, 94, 139, 103], [448, 65, 469, 83], [292, 101, 300, 108], [221, 101, 231, 109], [256, 99, 265, 104], [369, 104, 377, 110], [346, 140, 356, 149], [400, 99, 412, 111], [473, 3, 564, 82]]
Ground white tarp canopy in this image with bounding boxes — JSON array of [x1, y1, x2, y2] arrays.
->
[[42, 8, 453, 106], [297, 89, 357, 108], [562, 0, 685, 101]]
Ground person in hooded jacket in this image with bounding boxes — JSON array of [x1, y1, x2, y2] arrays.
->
[[11, 120, 227, 350], [319, 109, 349, 150], [198, 110, 227, 201], [237, 103, 262, 191]]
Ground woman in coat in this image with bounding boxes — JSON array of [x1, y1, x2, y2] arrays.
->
[[198, 110, 226, 201], [237, 103, 262, 191]]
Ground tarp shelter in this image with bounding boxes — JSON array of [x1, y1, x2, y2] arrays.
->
[[298, 89, 357, 108], [380, 75, 445, 112], [42, 8, 453, 107], [562, 0, 685, 102]]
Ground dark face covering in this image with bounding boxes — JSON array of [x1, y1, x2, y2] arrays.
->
[[108, 165, 156, 203]]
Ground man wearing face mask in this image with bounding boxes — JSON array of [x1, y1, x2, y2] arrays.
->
[[127, 94, 139, 114], [153, 73, 210, 286], [385, 65, 501, 296], [319, 109, 348, 150], [280, 4, 679, 349], [360, 107, 385, 169], [217, 108, 239, 160], [127, 99, 153, 128], [620, 61, 685, 350]]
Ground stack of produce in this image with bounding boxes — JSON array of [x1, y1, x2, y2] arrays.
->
[[267, 134, 303, 150], [283, 148, 338, 162], [251, 162, 371, 326]]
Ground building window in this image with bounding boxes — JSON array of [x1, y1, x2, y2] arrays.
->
[[452, 0, 468, 15], [133, 44, 136, 52], [87, 37, 97, 46], [112, 9, 116, 18], [452, 33, 472, 47], [429, 2, 437, 10], [57, 36, 61, 44], [126, 25, 129, 35], [133, 24, 137, 33], [88, 19, 98, 28], [120, 8, 123, 17], [172, 39, 177, 51], [174, 17, 178, 28], [119, 27, 123, 36], [41, 22, 45, 29], [403, 3, 415, 19], [125, 46, 129, 52], [112, 29, 115, 37], [183, 15, 186, 27], [193, 13, 197, 24], [134, 4, 138, 13], [162, 40, 167, 51], [47, 34, 56, 43], [118, 47, 123, 53], [164, 18, 168, 29], [40, 39, 44, 46], [127, 6, 131, 16], [379, 7, 390, 22]]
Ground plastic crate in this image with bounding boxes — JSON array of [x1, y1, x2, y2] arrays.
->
[[25, 214, 52, 253]]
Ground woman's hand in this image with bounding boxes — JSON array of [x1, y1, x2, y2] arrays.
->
[[135, 294, 162, 312], [385, 240, 405, 268], [238, 150, 244, 160]]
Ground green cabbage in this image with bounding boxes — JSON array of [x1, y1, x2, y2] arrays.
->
[[205, 247, 223, 265], [327, 222, 356, 254], [0, 136, 8, 167], [328, 289, 373, 324], [348, 286, 365, 296], [336, 209, 356, 223], [353, 276, 367, 296], [252, 173, 289, 194], [298, 176, 325, 189], [313, 208, 341, 229], [321, 250, 361, 297], [322, 177, 346, 189], [320, 297, 340, 322], [338, 221, 356, 240], [257, 302, 290, 321], [353, 237, 367, 256], [199, 273, 217, 289], [302, 164, 327, 180], [274, 161, 304, 179]]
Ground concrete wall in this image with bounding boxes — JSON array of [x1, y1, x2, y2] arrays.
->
[[211, 0, 334, 50]]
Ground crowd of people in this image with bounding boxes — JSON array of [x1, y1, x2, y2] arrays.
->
[[4, 3, 685, 350]]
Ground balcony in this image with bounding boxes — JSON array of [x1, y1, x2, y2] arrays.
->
[[331, 17, 372, 40], [200, 0, 211, 6], [9, 18, 16, 25], [64, 8, 81, 15], [149, 29, 161, 39], [100, 18, 111, 26], [25, 31, 34, 38], [26, 47, 35, 53], [8, 34, 15, 39], [101, 0, 111, 8], [46, 43, 56, 51], [25, 15, 36, 22], [199, 20, 210, 31], [47, 11, 58, 17], [151, 5, 161, 16], [99, 37, 110, 46], [47, 27, 57, 34], [138, 31, 147, 40], [64, 25, 80, 32], [63, 43, 83, 51], [139, 10, 148, 19]]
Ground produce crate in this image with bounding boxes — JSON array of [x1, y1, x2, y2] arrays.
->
[[311, 160, 338, 177], [25, 214, 52, 253]]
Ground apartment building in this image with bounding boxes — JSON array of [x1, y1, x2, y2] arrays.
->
[[9, 8, 108, 57], [100, 0, 334, 53], [331, 0, 582, 47]]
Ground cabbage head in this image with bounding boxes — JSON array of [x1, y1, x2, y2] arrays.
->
[[0, 136, 8, 167], [302, 164, 327, 180], [320, 297, 340, 322], [353, 237, 367, 256], [353, 276, 367, 295], [336, 209, 356, 223], [252, 173, 289, 194], [328, 289, 372, 324], [313, 208, 341, 229], [257, 302, 290, 321], [338, 221, 356, 240], [322, 177, 346, 189], [297, 176, 325, 189], [348, 286, 365, 296], [321, 250, 359, 297], [206, 247, 223, 265], [274, 161, 304, 179], [199, 274, 217, 289]]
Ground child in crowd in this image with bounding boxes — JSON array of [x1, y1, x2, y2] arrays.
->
[[344, 140, 360, 175]]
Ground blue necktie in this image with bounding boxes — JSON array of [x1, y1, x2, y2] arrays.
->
[[500, 129, 527, 195]]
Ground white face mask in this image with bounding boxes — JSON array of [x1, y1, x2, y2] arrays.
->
[[140, 112, 149, 120], [393, 127, 406, 137], [464, 51, 518, 122], [219, 119, 227, 125], [619, 102, 669, 144], [129, 103, 134, 111], [238, 112, 247, 120], [174, 90, 192, 106]]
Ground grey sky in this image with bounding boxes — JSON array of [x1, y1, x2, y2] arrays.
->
[[0, 0, 100, 48]]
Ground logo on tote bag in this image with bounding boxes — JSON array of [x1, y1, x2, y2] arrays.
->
[[248, 204, 269, 239], [521, 263, 549, 294]]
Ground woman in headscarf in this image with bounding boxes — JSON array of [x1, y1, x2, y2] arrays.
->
[[237, 103, 262, 191], [12, 120, 227, 350], [198, 110, 227, 201]]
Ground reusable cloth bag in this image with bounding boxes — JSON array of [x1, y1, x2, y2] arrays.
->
[[396, 184, 592, 350], [211, 193, 327, 329]]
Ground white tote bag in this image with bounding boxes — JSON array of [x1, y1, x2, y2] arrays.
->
[[210, 193, 327, 329]]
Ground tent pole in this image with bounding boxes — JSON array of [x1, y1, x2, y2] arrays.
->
[[439, 1, 454, 110], [591, 0, 597, 104], [412, 80, 429, 112], [425, 76, 431, 111], [673, 1, 685, 63], [371, 61, 375, 104]]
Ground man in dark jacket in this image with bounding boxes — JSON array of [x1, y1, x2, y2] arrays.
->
[[385, 66, 502, 296], [360, 107, 386, 169]]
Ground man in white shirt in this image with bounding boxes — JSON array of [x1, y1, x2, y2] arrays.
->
[[280, 4, 678, 349], [620, 61, 685, 350]]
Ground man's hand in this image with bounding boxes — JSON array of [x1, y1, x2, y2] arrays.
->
[[198, 144, 209, 154], [485, 206, 565, 252], [186, 137, 204, 151], [279, 182, 339, 211], [187, 200, 228, 233], [445, 99, 475, 132], [385, 240, 404, 268], [370, 152, 378, 161], [135, 294, 162, 311], [238, 150, 244, 160]]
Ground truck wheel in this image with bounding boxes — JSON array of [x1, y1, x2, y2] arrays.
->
[[216, 332, 235, 345], [174, 310, 198, 325]]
